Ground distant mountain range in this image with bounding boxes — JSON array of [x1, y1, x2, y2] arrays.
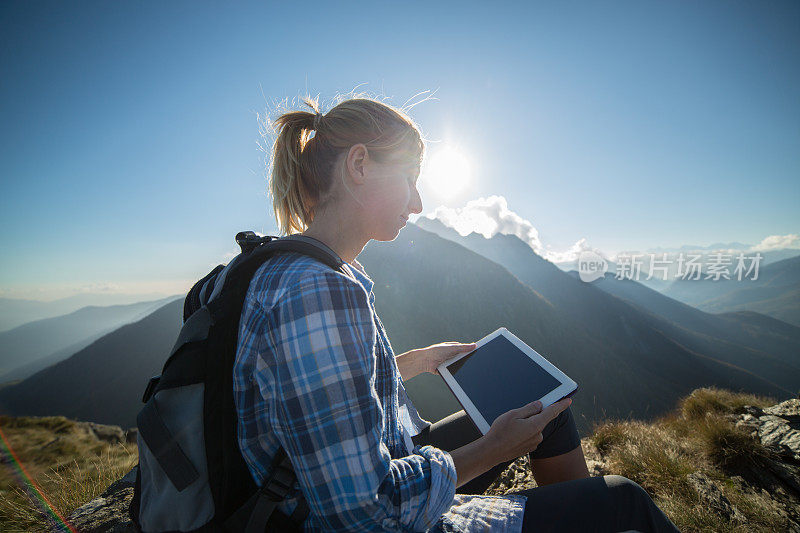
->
[[0, 297, 179, 383], [661, 255, 800, 327], [416, 218, 799, 393], [0, 293, 174, 332], [0, 225, 796, 433], [0, 299, 183, 427]]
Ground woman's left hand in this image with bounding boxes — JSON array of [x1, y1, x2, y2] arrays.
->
[[411, 342, 477, 375]]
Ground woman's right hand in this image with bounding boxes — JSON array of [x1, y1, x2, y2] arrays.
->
[[483, 398, 573, 464]]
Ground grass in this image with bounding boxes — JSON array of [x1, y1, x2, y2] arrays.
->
[[0, 416, 137, 532], [590, 387, 788, 532], [0, 388, 790, 532]]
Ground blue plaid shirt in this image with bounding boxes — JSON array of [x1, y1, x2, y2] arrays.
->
[[234, 251, 526, 532]]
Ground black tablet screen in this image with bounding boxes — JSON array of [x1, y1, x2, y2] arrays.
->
[[445, 335, 562, 426]]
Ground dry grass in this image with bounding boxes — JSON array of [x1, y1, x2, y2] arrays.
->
[[0, 416, 138, 532], [590, 387, 788, 533], [679, 388, 773, 420]]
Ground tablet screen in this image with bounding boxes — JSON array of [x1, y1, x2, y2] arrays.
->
[[445, 335, 562, 426]]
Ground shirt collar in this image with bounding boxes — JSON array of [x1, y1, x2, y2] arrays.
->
[[346, 259, 375, 304]]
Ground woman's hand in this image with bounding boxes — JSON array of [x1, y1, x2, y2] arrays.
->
[[414, 342, 477, 375], [483, 398, 573, 464], [395, 342, 476, 380]]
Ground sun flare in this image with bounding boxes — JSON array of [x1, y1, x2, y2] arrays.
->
[[423, 145, 471, 199]]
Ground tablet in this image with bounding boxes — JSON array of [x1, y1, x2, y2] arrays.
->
[[436, 327, 578, 435]]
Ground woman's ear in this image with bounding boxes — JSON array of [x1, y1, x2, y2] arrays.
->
[[346, 144, 369, 185]]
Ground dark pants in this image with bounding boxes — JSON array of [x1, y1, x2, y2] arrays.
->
[[413, 409, 679, 533]]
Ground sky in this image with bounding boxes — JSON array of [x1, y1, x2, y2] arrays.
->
[[1, 1, 798, 300]]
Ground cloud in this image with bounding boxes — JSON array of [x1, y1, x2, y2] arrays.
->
[[749, 234, 800, 252], [426, 195, 605, 263], [78, 282, 122, 293], [546, 238, 608, 264], [428, 196, 545, 254]]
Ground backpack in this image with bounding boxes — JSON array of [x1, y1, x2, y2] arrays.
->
[[130, 231, 345, 532]]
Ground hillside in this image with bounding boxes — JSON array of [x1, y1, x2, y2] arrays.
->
[[0, 293, 173, 333], [0, 297, 178, 383], [360, 225, 791, 427], [487, 389, 800, 532], [415, 218, 800, 395], [1, 227, 793, 434], [0, 415, 137, 531], [662, 255, 800, 327], [591, 272, 800, 371], [2, 388, 796, 532], [0, 300, 183, 428]]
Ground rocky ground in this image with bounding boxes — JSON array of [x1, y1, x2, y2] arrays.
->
[[62, 397, 800, 532]]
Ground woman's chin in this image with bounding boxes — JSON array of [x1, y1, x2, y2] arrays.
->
[[373, 226, 404, 242]]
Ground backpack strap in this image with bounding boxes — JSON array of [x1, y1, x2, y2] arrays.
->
[[224, 235, 344, 531], [138, 233, 345, 531], [225, 447, 306, 532]]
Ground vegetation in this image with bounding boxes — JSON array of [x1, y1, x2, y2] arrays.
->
[[0, 388, 794, 532], [591, 387, 787, 532], [0, 415, 137, 532]]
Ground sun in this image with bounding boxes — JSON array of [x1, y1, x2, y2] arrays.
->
[[423, 145, 471, 199]]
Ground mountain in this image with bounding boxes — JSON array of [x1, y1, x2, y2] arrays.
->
[[360, 225, 791, 427], [591, 271, 800, 365], [0, 299, 183, 428], [0, 297, 179, 383], [662, 255, 800, 326], [2, 226, 794, 432], [415, 218, 800, 395], [0, 293, 173, 332]]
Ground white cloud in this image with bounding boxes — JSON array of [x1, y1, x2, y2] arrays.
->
[[546, 238, 608, 264], [428, 196, 545, 254], [749, 233, 800, 252], [426, 195, 604, 263], [78, 282, 122, 293]]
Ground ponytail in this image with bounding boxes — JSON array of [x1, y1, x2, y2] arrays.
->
[[268, 97, 423, 235], [270, 107, 318, 235]]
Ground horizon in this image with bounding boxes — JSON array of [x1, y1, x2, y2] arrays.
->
[[2, 1, 798, 300]]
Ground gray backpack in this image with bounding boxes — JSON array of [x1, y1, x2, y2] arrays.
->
[[130, 232, 344, 532]]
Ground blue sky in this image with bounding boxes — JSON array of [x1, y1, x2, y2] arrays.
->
[[1, 1, 798, 299]]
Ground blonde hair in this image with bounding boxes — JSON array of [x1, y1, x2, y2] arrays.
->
[[268, 97, 423, 235]]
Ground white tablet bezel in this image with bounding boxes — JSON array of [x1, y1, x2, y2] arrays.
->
[[436, 327, 577, 435]]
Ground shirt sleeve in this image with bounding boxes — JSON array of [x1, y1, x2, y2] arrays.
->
[[253, 269, 457, 532]]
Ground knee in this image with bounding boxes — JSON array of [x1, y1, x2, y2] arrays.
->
[[605, 475, 651, 506]]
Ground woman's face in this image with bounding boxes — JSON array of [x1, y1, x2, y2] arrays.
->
[[359, 151, 423, 241]]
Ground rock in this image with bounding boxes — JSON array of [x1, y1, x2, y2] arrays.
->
[[764, 399, 800, 420], [762, 456, 800, 494], [67, 467, 137, 532], [75, 421, 126, 444], [586, 458, 608, 477], [740, 405, 764, 418], [687, 472, 744, 522], [737, 400, 800, 462], [759, 415, 800, 461]]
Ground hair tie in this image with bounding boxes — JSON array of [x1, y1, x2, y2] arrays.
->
[[313, 112, 323, 130]]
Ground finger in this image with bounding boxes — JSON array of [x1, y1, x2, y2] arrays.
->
[[539, 398, 572, 422], [436, 343, 476, 356], [453, 343, 477, 352], [514, 400, 543, 418], [441, 341, 476, 349]]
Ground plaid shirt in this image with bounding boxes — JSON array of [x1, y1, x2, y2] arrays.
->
[[234, 251, 526, 532]]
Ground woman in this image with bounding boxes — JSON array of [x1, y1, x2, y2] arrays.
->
[[233, 97, 678, 532]]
